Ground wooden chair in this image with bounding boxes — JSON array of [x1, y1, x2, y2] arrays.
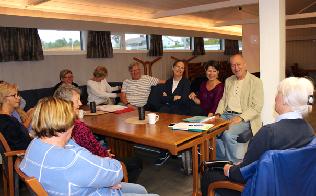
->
[[0, 132, 25, 196], [14, 157, 48, 196], [208, 181, 244, 196], [121, 161, 128, 182]]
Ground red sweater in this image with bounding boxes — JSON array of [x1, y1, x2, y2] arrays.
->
[[72, 120, 109, 157]]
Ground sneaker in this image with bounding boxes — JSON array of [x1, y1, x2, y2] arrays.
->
[[154, 152, 170, 166]]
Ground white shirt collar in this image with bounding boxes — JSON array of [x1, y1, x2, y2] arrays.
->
[[275, 111, 303, 122]]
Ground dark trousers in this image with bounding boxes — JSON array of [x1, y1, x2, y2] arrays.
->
[[201, 169, 241, 196]]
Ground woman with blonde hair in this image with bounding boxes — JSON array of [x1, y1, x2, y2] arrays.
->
[[20, 97, 157, 195], [0, 82, 31, 150], [87, 66, 120, 105]]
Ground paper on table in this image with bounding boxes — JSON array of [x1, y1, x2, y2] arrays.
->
[[97, 105, 127, 112], [171, 122, 214, 131]]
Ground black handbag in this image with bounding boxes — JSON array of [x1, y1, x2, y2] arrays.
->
[[200, 160, 232, 174]]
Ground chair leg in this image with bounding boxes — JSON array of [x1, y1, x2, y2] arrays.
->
[[14, 171, 20, 196], [2, 169, 8, 196]]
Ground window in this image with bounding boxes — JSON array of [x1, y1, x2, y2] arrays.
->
[[111, 34, 122, 49], [162, 36, 191, 50], [204, 38, 221, 50], [38, 30, 81, 51], [125, 34, 148, 50], [238, 40, 243, 51]]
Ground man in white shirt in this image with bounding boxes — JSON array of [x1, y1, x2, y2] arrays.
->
[[215, 54, 264, 163]]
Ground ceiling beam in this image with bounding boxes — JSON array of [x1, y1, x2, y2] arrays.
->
[[27, 0, 50, 6], [215, 12, 316, 27], [296, 1, 316, 14], [287, 24, 316, 29], [286, 12, 316, 20], [152, 0, 258, 19], [214, 18, 258, 27]]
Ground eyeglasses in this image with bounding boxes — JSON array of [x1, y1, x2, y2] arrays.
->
[[6, 92, 20, 98], [130, 69, 141, 73]]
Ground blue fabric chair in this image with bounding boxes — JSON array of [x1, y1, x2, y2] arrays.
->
[[207, 137, 316, 196], [241, 137, 316, 196]]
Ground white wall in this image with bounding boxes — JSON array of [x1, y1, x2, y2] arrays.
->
[[242, 24, 260, 73], [0, 52, 228, 90]]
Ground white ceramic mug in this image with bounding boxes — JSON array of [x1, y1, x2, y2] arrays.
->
[[147, 113, 159, 124], [78, 109, 84, 119]]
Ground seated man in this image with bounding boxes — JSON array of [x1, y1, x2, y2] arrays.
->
[[215, 54, 264, 163], [53, 69, 79, 92], [120, 62, 164, 109], [20, 97, 158, 196]]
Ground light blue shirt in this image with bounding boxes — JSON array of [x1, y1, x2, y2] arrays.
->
[[275, 111, 302, 122], [20, 138, 123, 196]]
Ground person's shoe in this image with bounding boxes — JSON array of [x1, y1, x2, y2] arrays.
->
[[154, 152, 170, 166]]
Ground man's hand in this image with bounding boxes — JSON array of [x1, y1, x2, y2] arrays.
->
[[127, 104, 137, 110], [162, 92, 167, 96], [229, 116, 242, 126], [223, 164, 233, 177]]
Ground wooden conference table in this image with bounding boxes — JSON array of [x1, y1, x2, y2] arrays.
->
[[83, 111, 228, 196]]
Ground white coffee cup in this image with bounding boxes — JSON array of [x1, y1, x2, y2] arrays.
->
[[147, 113, 159, 124], [78, 109, 84, 119]]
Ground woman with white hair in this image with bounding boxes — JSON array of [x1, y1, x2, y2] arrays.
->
[[201, 77, 315, 196], [87, 66, 120, 105]]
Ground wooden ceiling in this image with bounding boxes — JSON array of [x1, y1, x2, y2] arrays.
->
[[0, 0, 315, 38]]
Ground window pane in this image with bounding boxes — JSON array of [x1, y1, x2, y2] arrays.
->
[[38, 30, 81, 51], [162, 36, 191, 50], [204, 38, 221, 50], [125, 34, 147, 50], [111, 34, 121, 49], [239, 40, 243, 51]]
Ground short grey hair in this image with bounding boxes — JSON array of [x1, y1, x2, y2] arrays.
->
[[53, 84, 81, 101], [128, 62, 140, 71], [278, 77, 314, 115]]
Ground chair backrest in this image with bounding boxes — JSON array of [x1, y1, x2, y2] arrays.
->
[[14, 157, 48, 196], [241, 137, 316, 196], [0, 132, 25, 196]]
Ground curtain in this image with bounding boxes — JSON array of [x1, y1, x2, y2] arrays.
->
[[224, 39, 239, 55], [148, 34, 163, 56], [193, 37, 205, 56], [0, 27, 43, 62], [87, 31, 113, 58]]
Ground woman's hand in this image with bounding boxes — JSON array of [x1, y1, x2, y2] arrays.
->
[[107, 149, 115, 158], [174, 95, 181, 101], [188, 92, 196, 100], [208, 113, 213, 117], [111, 183, 122, 190], [223, 164, 233, 177]]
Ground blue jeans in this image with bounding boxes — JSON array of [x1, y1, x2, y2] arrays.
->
[[216, 112, 250, 163], [121, 182, 159, 196]]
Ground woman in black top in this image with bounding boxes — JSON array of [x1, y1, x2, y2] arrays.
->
[[159, 60, 191, 115], [0, 82, 31, 150], [201, 77, 315, 196]]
